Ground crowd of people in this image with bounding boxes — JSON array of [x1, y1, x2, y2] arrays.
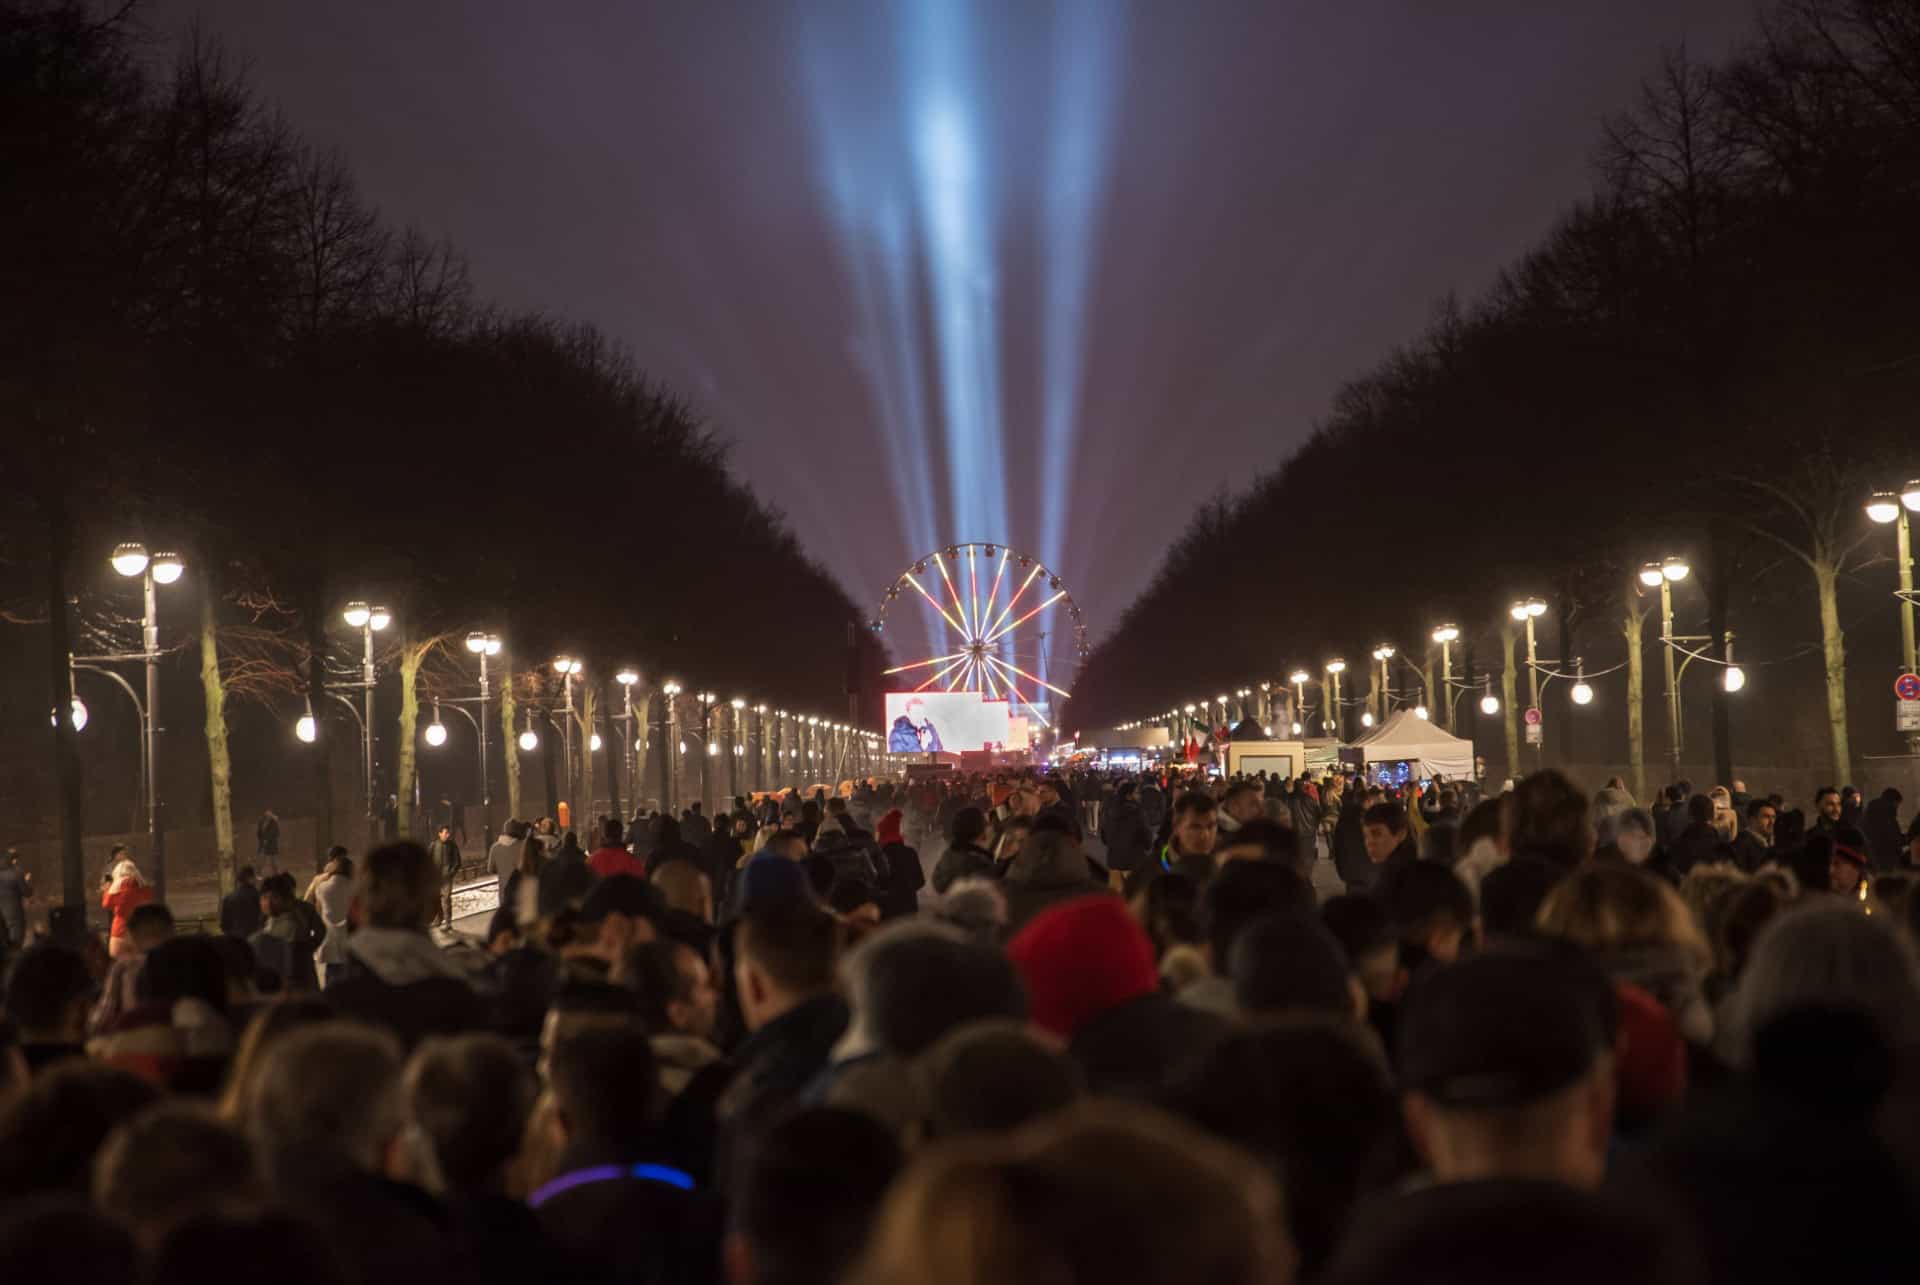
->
[[2, 761, 1919, 1283]]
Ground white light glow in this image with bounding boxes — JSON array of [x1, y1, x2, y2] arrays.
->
[[296, 715, 318, 743], [424, 721, 447, 747], [518, 730, 539, 752], [150, 552, 184, 585], [111, 543, 149, 578], [1723, 666, 1747, 693]]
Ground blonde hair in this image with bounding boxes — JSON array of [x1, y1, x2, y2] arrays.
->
[[1536, 864, 1710, 972], [849, 1101, 1292, 1285]]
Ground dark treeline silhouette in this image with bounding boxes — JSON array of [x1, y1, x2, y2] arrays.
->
[[1072, 0, 1920, 791], [0, 3, 874, 874]]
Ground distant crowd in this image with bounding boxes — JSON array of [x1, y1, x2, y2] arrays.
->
[[1, 762, 1919, 1283]]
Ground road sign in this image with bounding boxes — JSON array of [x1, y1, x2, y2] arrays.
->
[[1900, 700, 1920, 733], [1524, 722, 1543, 746], [1523, 706, 1543, 725], [1897, 673, 1920, 702]]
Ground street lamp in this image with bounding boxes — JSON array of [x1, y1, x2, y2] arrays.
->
[[1371, 645, 1395, 721], [1570, 659, 1594, 707], [1723, 636, 1747, 694], [1509, 599, 1547, 763], [518, 708, 540, 753], [1479, 676, 1500, 717], [1865, 483, 1920, 691], [1646, 559, 1687, 772], [424, 704, 448, 747], [335, 601, 392, 832], [296, 696, 318, 744], [660, 680, 683, 811], [460, 631, 502, 841], [89, 541, 186, 900], [1431, 624, 1460, 731], [1325, 660, 1346, 738]]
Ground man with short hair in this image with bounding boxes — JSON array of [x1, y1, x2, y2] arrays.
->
[[1159, 791, 1220, 881], [429, 824, 462, 928], [587, 817, 644, 880], [1383, 861, 1473, 973], [715, 907, 847, 1185], [489, 819, 530, 887], [619, 938, 722, 1096], [1362, 800, 1417, 898], [1397, 949, 1615, 1188], [1218, 781, 1265, 835], [931, 807, 996, 893], [1731, 798, 1777, 873], [326, 841, 486, 1046], [1813, 786, 1843, 835], [6, 944, 93, 1072], [90, 903, 174, 1035], [536, 1023, 724, 1282], [1180, 859, 1316, 1016], [219, 866, 262, 939], [572, 875, 662, 966]]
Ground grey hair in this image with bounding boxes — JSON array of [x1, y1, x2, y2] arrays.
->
[[1596, 806, 1654, 848], [1718, 901, 1920, 1067], [243, 1021, 409, 1182], [928, 877, 1008, 945]]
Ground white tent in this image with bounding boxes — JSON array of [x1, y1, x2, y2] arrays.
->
[[1349, 710, 1474, 780]]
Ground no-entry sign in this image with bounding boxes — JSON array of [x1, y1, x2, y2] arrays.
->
[[1523, 706, 1543, 725], [1896, 673, 1920, 702]]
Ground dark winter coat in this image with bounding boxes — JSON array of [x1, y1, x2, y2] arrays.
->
[[930, 841, 997, 894], [1098, 798, 1152, 873], [1332, 798, 1371, 889], [1001, 845, 1108, 939]]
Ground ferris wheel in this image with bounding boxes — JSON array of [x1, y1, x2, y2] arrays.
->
[[871, 542, 1090, 728]]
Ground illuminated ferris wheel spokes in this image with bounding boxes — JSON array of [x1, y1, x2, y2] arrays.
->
[[874, 542, 1089, 728]]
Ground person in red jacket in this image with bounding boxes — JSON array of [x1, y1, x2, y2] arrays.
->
[[587, 817, 644, 880], [100, 846, 154, 958]]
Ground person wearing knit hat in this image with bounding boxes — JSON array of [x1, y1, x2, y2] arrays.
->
[[1007, 896, 1227, 1095]]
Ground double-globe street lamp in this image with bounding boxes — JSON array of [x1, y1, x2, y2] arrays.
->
[[1638, 558, 1745, 774], [421, 631, 501, 842], [70, 544, 185, 900], [1866, 484, 1920, 750]]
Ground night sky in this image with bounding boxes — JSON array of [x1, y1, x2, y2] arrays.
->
[[145, 0, 1757, 671]]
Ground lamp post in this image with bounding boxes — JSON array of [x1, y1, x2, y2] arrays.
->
[[551, 657, 582, 818], [1867, 485, 1920, 751], [695, 691, 717, 814], [1639, 559, 1690, 773], [1371, 645, 1395, 722], [752, 705, 768, 792], [729, 698, 746, 802], [339, 601, 392, 835], [1508, 598, 1547, 764], [1325, 660, 1346, 739], [463, 632, 501, 841], [1289, 670, 1311, 737], [1431, 625, 1460, 732], [614, 669, 640, 812], [658, 681, 681, 813], [91, 544, 185, 901]]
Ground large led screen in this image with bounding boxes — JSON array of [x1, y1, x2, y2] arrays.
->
[[884, 692, 1012, 753]]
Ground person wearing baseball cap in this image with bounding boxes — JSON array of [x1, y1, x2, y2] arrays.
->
[[1397, 947, 1616, 1188]]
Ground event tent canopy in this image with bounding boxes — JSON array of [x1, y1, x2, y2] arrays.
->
[[1348, 709, 1474, 780]]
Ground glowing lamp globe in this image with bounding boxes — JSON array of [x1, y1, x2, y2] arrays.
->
[[589, 733, 603, 751], [150, 551, 184, 585], [1480, 693, 1501, 716], [1638, 562, 1665, 587], [110, 543, 150, 578], [518, 729, 539, 752], [296, 714, 318, 743], [1571, 681, 1594, 706], [424, 721, 447, 747], [1723, 666, 1747, 693], [1867, 492, 1902, 524]]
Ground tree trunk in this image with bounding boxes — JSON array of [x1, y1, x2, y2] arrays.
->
[[304, 595, 334, 866], [604, 678, 624, 822], [199, 582, 236, 894], [500, 673, 521, 821], [1501, 621, 1521, 779], [1814, 556, 1852, 787], [46, 495, 86, 914], [633, 693, 651, 810], [1624, 598, 1646, 805], [577, 682, 598, 828], [395, 639, 423, 839]]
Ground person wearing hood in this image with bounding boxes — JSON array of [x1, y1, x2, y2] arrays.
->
[[100, 848, 153, 959], [489, 820, 530, 888], [810, 816, 879, 887], [1001, 829, 1107, 939], [1668, 793, 1733, 876], [327, 841, 487, 1047], [1098, 783, 1152, 887], [647, 816, 704, 879], [873, 809, 925, 918], [1863, 788, 1905, 872]]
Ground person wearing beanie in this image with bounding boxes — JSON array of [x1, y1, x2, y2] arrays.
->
[[1007, 897, 1227, 1096], [873, 809, 925, 919]]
